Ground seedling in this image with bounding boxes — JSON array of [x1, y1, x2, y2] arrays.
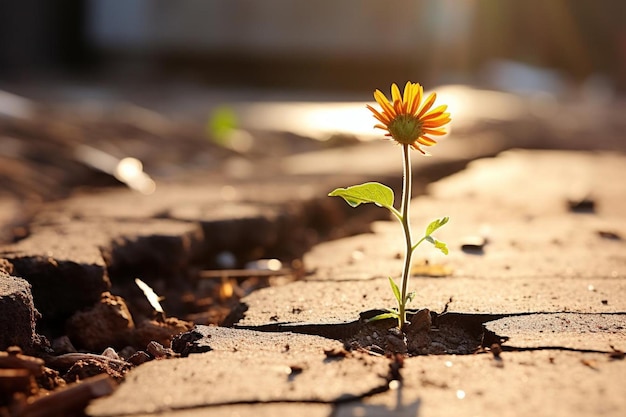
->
[[329, 82, 451, 330]]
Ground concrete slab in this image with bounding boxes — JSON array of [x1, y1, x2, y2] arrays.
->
[[0, 218, 203, 330], [118, 403, 332, 417], [237, 149, 626, 354], [173, 324, 344, 353], [237, 275, 626, 328], [295, 149, 626, 302], [309, 149, 626, 272], [87, 327, 389, 416], [335, 350, 626, 417], [485, 313, 626, 351]]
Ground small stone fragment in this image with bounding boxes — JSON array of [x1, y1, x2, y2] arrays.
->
[[460, 236, 487, 253], [597, 230, 621, 240], [101, 348, 120, 360], [490, 343, 503, 359], [405, 309, 432, 333], [567, 195, 595, 213], [127, 351, 151, 366], [0, 273, 40, 353], [146, 341, 175, 359], [134, 317, 193, 349], [170, 329, 210, 357], [66, 292, 134, 352], [368, 345, 385, 355], [385, 328, 407, 354], [323, 348, 350, 359]]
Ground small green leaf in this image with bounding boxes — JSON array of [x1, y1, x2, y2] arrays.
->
[[329, 182, 394, 210], [433, 239, 449, 255], [405, 291, 416, 304], [366, 311, 400, 323], [425, 217, 449, 236], [388, 277, 402, 304]]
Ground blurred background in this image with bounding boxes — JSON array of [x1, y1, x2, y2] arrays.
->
[[1, 0, 625, 92], [1, 0, 625, 239]]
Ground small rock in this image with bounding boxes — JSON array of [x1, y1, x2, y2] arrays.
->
[[385, 328, 407, 354], [0, 273, 41, 353], [146, 341, 175, 359], [134, 317, 193, 349], [101, 348, 120, 360], [405, 309, 432, 333], [460, 236, 487, 253], [127, 351, 151, 366], [567, 195, 595, 213], [66, 292, 134, 352], [323, 348, 350, 359], [368, 345, 385, 355]]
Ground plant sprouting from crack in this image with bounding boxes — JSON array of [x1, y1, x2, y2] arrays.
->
[[329, 82, 451, 330]]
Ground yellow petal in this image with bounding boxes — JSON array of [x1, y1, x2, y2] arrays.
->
[[423, 115, 451, 127], [416, 92, 436, 119], [409, 84, 423, 114], [391, 83, 402, 104], [422, 105, 448, 119], [366, 104, 392, 125], [422, 128, 447, 136], [373, 90, 396, 118], [394, 99, 403, 114], [417, 136, 438, 146], [402, 81, 412, 107]]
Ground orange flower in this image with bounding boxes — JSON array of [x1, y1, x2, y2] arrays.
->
[[366, 82, 451, 154]]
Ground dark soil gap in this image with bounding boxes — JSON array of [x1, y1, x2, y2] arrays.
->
[[97, 158, 476, 344], [231, 309, 512, 356]]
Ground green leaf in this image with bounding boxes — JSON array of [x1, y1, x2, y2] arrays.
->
[[366, 311, 400, 323], [405, 291, 416, 304], [388, 277, 402, 304], [329, 182, 395, 211], [433, 239, 449, 255], [425, 217, 449, 236]]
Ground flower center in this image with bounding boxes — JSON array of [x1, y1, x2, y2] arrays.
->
[[388, 114, 424, 145]]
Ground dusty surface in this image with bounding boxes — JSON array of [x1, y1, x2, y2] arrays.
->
[[335, 350, 626, 417], [83, 149, 626, 417], [1, 86, 626, 416], [88, 327, 389, 416]]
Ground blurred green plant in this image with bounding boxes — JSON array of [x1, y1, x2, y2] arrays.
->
[[207, 106, 238, 147]]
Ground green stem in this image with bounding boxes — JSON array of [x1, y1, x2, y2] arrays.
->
[[398, 144, 414, 330]]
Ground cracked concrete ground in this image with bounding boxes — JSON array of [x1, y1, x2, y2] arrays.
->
[[84, 149, 626, 417], [2, 86, 626, 416]]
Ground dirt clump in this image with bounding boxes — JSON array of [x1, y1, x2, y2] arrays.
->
[[345, 309, 484, 356]]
